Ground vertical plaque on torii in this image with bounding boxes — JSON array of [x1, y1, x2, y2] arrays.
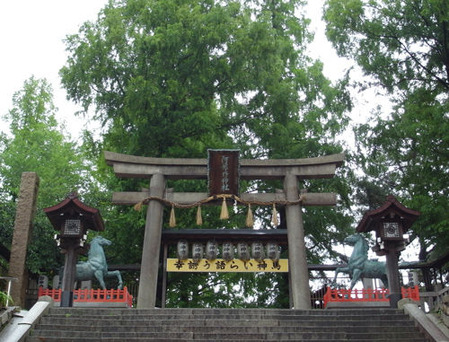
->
[[208, 149, 240, 196]]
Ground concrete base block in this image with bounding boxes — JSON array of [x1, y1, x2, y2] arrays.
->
[[52, 301, 131, 308], [427, 313, 449, 341], [442, 313, 449, 328], [0, 307, 17, 327], [326, 301, 389, 309]]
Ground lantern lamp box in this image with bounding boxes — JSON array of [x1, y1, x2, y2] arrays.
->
[[208, 149, 240, 196], [380, 221, 403, 240], [63, 219, 82, 236]]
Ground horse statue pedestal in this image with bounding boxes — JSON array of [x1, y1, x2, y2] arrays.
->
[[325, 299, 391, 309]]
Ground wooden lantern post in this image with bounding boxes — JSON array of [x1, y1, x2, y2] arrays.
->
[[356, 195, 420, 308], [44, 192, 104, 307]]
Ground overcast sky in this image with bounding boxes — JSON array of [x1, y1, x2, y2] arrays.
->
[[0, 0, 355, 139], [0, 0, 107, 135]]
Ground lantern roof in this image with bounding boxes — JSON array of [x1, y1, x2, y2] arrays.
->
[[356, 195, 420, 233], [44, 192, 105, 232]]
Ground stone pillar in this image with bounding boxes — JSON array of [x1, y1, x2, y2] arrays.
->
[[60, 242, 78, 307], [284, 173, 311, 309], [8, 172, 39, 308], [385, 246, 402, 307], [137, 173, 165, 308]]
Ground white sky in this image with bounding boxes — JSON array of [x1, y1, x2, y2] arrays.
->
[[0, 0, 107, 135], [0, 0, 360, 138]]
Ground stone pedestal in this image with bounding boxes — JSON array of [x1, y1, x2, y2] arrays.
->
[[8, 172, 39, 308]]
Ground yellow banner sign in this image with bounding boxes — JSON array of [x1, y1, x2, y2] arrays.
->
[[167, 258, 288, 273]]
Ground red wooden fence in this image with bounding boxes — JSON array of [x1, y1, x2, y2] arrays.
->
[[38, 287, 133, 307], [323, 286, 420, 308]]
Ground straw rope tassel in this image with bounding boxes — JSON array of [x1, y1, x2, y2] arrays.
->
[[220, 197, 229, 219], [196, 205, 203, 225], [246, 204, 254, 228], [169, 206, 176, 227], [272, 204, 279, 226], [134, 201, 143, 212]]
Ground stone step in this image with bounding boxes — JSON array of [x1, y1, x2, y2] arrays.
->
[[40, 313, 413, 321], [31, 323, 417, 334], [41, 312, 412, 322], [43, 311, 409, 318], [37, 317, 416, 329], [26, 338, 426, 342], [27, 329, 426, 341], [26, 308, 430, 342], [46, 307, 406, 317]]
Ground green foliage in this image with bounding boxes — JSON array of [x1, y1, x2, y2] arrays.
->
[[324, 0, 449, 93], [0, 290, 13, 308], [60, 0, 351, 159], [354, 89, 449, 257], [0, 77, 93, 274], [325, 0, 449, 259], [166, 272, 289, 308]]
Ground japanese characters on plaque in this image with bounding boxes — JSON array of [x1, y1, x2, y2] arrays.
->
[[167, 258, 288, 273], [208, 149, 240, 196]]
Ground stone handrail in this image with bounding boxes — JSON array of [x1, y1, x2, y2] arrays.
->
[[419, 286, 449, 312]]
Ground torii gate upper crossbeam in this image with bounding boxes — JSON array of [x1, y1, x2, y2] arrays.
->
[[105, 151, 344, 180]]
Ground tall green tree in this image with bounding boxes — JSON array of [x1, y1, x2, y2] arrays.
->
[[61, 0, 354, 306], [61, 0, 351, 159], [0, 77, 91, 274], [324, 0, 449, 260]]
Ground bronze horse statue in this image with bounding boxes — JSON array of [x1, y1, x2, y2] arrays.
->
[[60, 236, 123, 289], [333, 233, 388, 290]]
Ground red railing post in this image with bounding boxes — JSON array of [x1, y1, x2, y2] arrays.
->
[[323, 286, 419, 308], [38, 287, 133, 307]]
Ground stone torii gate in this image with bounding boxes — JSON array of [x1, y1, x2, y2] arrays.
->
[[105, 151, 344, 309]]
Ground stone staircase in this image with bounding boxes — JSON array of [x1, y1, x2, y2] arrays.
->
[[26, 307, 430, 341]]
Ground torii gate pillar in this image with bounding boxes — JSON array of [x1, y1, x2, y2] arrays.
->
[[284, 173, 310, 309], [137, 173, 165, 308]]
